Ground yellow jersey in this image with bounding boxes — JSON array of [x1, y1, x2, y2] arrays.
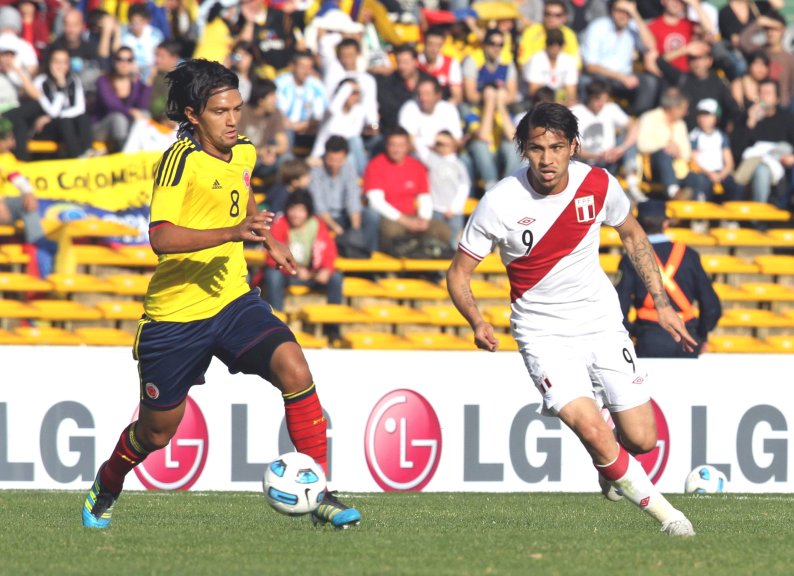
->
[[517, 24, 581, 68], [144, 134, 257, 322]]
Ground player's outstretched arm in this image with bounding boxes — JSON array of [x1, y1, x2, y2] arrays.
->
[[149, 211, 275, 254], [616, 214, 698, 352], [447, 250, 499, 352]]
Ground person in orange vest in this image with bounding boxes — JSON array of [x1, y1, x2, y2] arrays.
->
[[615, 199, 722, 357]]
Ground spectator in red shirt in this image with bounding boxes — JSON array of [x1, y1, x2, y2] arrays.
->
[[263, 189, 343, 317], [362, 127, 451, 256], [418, 26, 463, 105], [645, 0, 713, 75]]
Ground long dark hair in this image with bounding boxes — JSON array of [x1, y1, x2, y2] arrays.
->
[[514, 102, 580, 157], [166, 59, 239, 135]]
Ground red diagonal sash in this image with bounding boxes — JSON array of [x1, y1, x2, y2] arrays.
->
[[506, 167, 608, 302]]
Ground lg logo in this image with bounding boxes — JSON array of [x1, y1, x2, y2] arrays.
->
[[636, 399, 670, 484], [134, 397, 209, 490], [364, 390, 442, 491]]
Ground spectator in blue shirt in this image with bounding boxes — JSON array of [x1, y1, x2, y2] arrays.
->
[[580, 0, 659, 115], [275, 50, 328, 150]]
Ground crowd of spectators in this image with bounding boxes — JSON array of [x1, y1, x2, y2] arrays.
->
[[2, 0, 794, 307]]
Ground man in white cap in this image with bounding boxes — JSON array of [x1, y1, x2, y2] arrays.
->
[[0, 6, 37, 75], [688, 97, 741, 202]]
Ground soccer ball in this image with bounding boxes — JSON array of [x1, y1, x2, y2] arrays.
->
[[263, 452, 326, 516], [684, 464, 728, 494]]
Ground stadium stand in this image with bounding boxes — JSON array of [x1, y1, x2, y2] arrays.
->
[[1, 0, 793, 355]]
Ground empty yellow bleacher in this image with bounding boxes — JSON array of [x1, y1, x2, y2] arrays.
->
[[114, 245, 159, 268], [342, 276, 387, 299], [754, 255, 794, 276], [700, 254, 759, 275], [718, 308, 794, 329], [297, 304, 371, 336], [73, 327, 135, 346], [14, 326, 84, 345], [711, 282, 748, 302], [47, 273, 114, 295], [765, 229, 794, 248], [403, 332, 474, 350], [376, 278, 448, 302], [599, 253, 621, 274], [291, 330, 328, 349], [666, 200, 730, 221], [105, 274, 152, 296], [96, 300, 144, 322], [721, 201, 790, 222], [600, 226, 622, 248], [737, 283, 794, 303], [0, 272, 52, 293], [707, 335, 776, 353], [420, 304, 469, 328], [27, 300, 103, 322], [336, 252, 402, 274], [477, 252, 506, 275], [0, 328, 25, 344], [665, 227, 717, 246], [764, 335, 794, 353], [0, 299, 34, 321], [360, 304, 430, 327], [337, 332, 414, 350], [483, 306, 511, 329], [0, 245, 32, 268], [709, 227, 772, 248]]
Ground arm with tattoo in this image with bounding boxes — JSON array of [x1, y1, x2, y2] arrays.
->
[[447, 251, 499, 351], [621, 226, 672, 311], [616, 213, 698, 351]]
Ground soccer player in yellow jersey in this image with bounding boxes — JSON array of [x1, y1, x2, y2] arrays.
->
[[82, 59, 361, 529]]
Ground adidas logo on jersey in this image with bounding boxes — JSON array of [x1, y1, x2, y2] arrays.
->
[[212, 180, 222, 190]]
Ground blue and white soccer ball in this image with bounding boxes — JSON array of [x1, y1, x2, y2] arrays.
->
[[263, 452, 326, 516], [685, 464, 728, 494]]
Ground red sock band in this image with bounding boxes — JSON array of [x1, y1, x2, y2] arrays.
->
[[595, 445, 629, 482], [283, 384, 328, 476], [100, 422, 150, 496]]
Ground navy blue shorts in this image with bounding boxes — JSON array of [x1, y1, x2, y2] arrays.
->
[[134, 288, 297, 410]]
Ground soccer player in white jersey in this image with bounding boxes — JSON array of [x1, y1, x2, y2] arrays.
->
[[447, 102, 698, 537]]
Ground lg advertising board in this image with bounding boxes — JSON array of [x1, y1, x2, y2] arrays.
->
[[0, 348, 790, 493]]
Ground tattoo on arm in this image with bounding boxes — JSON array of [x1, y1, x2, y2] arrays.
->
[[625, 234, 672, 310]]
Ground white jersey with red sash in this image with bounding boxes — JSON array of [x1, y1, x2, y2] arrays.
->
[[460, 161, 631, 340]]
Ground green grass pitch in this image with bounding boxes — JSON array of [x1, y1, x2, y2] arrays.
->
[[2, 491, 793, 575]]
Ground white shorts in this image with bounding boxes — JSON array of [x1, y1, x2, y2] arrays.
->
[[519, 332, 649, 417]]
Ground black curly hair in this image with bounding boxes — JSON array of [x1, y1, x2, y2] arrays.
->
[[514, 102, 580, 157], [165, 59, 239, 135]]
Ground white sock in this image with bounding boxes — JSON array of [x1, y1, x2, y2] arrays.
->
[[667, 184, 679, 198], [612, 455, 681, 525]]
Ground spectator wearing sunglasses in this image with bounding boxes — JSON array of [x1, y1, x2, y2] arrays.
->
[[93, 46, 152, 153], [517, 0, 581, 69]]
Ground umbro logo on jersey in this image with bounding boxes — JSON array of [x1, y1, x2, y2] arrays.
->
[[212, 180, 222, 190], [517, 217, 535, 226]]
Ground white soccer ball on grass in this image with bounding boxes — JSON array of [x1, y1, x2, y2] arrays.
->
[[684, 464, 728, 494], [263, 452, 326, 516]]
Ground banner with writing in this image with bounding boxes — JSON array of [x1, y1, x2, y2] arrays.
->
[[18, 151, 161, 244]]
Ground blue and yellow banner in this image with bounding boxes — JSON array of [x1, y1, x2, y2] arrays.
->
[[18, 151, 161, 244]]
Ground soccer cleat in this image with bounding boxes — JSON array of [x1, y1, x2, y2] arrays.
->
[[598, 474, 624, 502], [82, 470, 117, 529], [311, 491, 361, 529], [661, 514, 696, 537]]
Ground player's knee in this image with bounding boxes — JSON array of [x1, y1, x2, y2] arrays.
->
[[578, 422, 614, 456], [269, 343, 313, 394], [271, 357, 313, 395], [135, 426, 174, 451], [621, 430, 657, 454]]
